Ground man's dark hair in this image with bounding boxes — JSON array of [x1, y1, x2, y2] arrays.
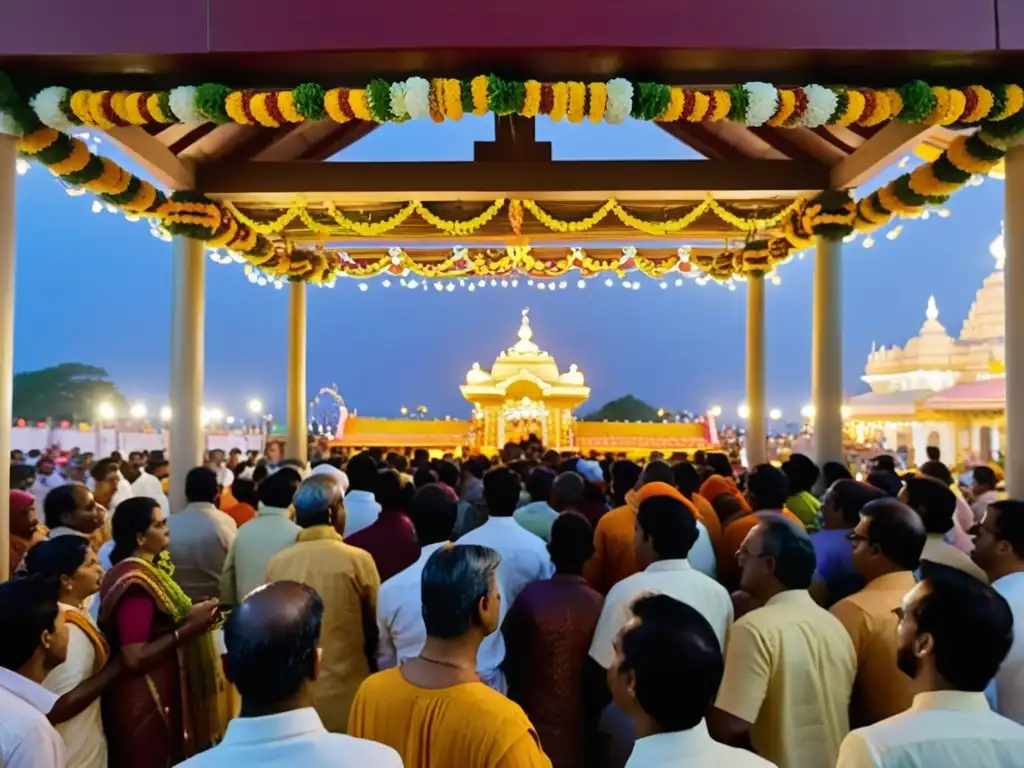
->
[[224, 581, 325, 706], [758, 515, 816, 589], [409, 485, 457, 545], [376, 469, 411, 512], [872, 455, 897, 474], [988, 500, 1024, 559], [822, 461, 854, 487], [258, 468, 302, 509], [637, 497, 698, 561], [292, 476, 340, 529], [552, 472, 585, 510], [672, 462, 701, 498], [421, 544, 501, 639], [829, 479, 887, 527], [435, 460, 460, 491], [926, 446, 941, 462], [231, 477, 259, 508], [185, 466, 219, 504], [747, 464, 789, 511], [610, 460, 642, 506], [912, 572, 1013, 691], [705, 453, 734, 479], [782, 454, 820, 494], [0, 577, 61, 671], [413, 466, 438, 488], [146, 459, 169, 476], [462, 456, 487, 480], [548, 511, 594, 574], [346, 452, 379, 494], [973, 465, 998, 490], [904, 476, 956, 535], [387, 452, 410, 474], [10, 464, 35, 490], [526, 466, 555, 504], [412, 448, 430, 469], [43, 484, 87, 530], [867, 470, 904, 498], [209, 448, 225, 460], [640, 459, 674, 487], [128, 451, 143, 462], [859, 498, 927, 571], [919, 460, 954, 488], [483, 466, 521, 518], [89, 457, 118, 482], [618, 594, 724, 732]]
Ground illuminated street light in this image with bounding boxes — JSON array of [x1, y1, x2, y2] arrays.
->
[[226, 416, 236, 426], [400, 406, 409, 416], [129, 402, 147, 420], [208, 408, 224, 424], [247, 398, 263, 415], [160, 406, 172, 422], [709, 405, 722, 417], [801, 404, 816, 420], [96, 402, 116, 420], [737, 404, 750, 419], [841, 405, 853, 419], [769, 408, 783, 421]]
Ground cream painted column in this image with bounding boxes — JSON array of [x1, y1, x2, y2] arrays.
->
[[287, 281, 308, 464], [812, 237, 845, 467], [1006, 143, 1024, 494], [0, 137, 16, 579], [169, 237, 205, 514], [746, 275, 766, 466]]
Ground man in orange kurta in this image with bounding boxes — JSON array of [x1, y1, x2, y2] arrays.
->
[[584, 461, 702, 595]]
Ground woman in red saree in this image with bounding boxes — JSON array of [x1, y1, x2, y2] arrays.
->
[[98, 496, 225, 768]]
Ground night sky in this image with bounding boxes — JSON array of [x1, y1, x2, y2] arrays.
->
[[12, 117, 1005, 428]]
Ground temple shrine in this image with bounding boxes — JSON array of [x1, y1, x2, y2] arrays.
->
[[846, 231, 1007, 466]]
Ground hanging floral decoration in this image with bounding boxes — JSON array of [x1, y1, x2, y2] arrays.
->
[[852, 111, 1024, 232], [18, 76, 1024, 130], [800, 191, 857, 241]]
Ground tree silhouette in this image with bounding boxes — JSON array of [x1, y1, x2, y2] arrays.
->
[[581, 395, 661, 422], [13, 363, 126, 422]]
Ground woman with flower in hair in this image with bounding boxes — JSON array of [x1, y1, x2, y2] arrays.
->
[[98, 496, 224, 767]]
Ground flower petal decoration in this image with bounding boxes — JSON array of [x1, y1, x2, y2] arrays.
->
[[801, 84, 838, 127], [404, 77, 431, 121], [30, 86, 76, 131], [168, 86, 203, 123], [743, 82, 780, 126], [605, 78, 633, 124]]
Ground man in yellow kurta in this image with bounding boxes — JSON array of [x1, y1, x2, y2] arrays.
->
[[265, 474, 380, 733]]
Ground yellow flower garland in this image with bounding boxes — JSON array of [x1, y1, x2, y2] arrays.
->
[[349, 91, 372, 121], [566, 82, 586, 124], [835, 90, 866, 126], [471, 76, 489, 116], [689, 91, 711, 122], [147, 94, 173, 123], [588, 83, 607, 123], [658, 87, 685, 123], [443, 79, 464, 121], [767, 89, 796, 127], [414, 199, 505, 236], [249, 93, 279, 127], [550, 83, 569, 122], [324, 88, 352, 123], [225, 92, 251, 124], [522, 81, 541, 119], [47, 138, 91, 175], [709, 90, 731, 121]]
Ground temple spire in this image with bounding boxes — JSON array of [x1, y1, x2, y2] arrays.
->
[[511, 307, 540, 354], [926, 295, 939, 321]]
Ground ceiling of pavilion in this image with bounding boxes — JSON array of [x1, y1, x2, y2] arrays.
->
[[112, 117, 958, 246]]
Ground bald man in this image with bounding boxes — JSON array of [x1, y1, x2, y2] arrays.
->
[[178, 581, 401, 767]]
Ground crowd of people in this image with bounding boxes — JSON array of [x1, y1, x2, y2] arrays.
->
[[2, 439, 1024, 767]]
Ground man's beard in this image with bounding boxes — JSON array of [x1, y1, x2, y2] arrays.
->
[[896, 643, 919, 680]]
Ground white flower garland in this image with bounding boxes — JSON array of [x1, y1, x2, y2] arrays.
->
[[743, 82, 779, 127], [30, 87, 74, 131], [605, 78, 633, 124], [168, 86, 203, 124], [404, 77, 431, 121], [800, 84, 837, 128], [389, 82, 409, 121]]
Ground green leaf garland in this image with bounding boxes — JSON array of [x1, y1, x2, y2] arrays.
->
[[366, 78, 394, 122], [195, 83, 232, 124], [293, 83, 326, 121]]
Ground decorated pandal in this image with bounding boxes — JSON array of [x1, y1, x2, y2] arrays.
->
[[845, 231, 1007, 467], [334, 309, 712, 455]]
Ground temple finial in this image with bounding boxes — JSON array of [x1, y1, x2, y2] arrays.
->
[[926, 295, 939, 321]]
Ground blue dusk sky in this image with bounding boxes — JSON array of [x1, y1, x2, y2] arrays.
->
[[11, 118, 1004, 427]]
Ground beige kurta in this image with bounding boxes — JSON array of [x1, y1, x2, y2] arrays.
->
[[265, 525, 380, 732]]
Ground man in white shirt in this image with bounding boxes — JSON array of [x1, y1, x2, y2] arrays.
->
[[377, 485, 458, 669], [131, 457, 170, 518], [457, 466, 555, 692], [179, 580, 402, 768], [969, 466, 1002, 524], [971, 499, 1024, 724], [207, 449, 236, 491], [590, 494, 733, 670], [220, 469, 302, 607], [837, 574, 1024, 767], [0, 577, 70, 768], [342, 453, 381, 537], [903, 476, 988, 583], [167, 467, 238, 603], [30, 456, 64, 508], [613, 593, 773, 767]]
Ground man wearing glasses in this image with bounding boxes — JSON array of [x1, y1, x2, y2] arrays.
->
[[830, 498, 926, 727]]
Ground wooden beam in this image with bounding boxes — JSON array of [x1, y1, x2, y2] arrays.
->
[[749, 127, 847, 165], [474, 115, 552, 162], [197, 159, 829, 203], [299, 122, 378, 161], [214, 125, 302, 164], [829, 122, 940, 190], [103, 126, 195, 190], [657, 123, 734, 160]]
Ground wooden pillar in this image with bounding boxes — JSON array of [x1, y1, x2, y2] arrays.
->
[[812, 237, 845, 467], [287, 281, 308, 464], [169, 237, 205, 513], [746, 275, 767, 466], [1005, 144, 1024, 495], [0, 136, 16, 580]]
